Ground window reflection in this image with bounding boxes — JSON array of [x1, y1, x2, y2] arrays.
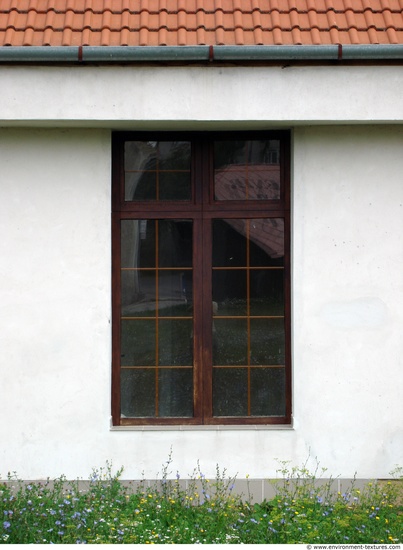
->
[[214, 140, 281, 201], [124, 141, 191, 201]]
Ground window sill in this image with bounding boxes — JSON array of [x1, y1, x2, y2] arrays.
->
[[109, 418, 294, 431]]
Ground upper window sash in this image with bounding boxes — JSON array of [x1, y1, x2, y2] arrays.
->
[[112, 131, 290, 214]]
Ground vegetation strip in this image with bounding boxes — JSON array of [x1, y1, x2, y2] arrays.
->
[[1, 459, 402, 544]]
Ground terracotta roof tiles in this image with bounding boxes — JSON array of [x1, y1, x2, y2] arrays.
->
[[0, 0, 402, 47]]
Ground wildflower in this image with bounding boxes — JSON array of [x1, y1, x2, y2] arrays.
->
[[3, 521, 11, 529]]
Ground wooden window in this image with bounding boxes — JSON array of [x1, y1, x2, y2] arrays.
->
[[112, 131, 291, 426]]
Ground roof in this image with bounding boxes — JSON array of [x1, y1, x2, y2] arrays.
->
[[0, 0, 402, 48]]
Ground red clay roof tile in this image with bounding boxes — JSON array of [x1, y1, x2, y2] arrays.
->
[[0, 0, 402, 47]]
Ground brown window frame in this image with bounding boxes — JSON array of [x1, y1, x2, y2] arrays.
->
[[112, 131, 291, 426]]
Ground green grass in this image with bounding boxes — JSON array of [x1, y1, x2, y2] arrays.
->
[[1, 458, 402, 544]]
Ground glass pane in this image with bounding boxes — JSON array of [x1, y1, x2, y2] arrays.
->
[[159, 173, 190, 201], [213, 368, 247, 416], [250, 367, 286, 416], [249, 270, 284, 316], [214, 140, 280, 201], [121, 320, 155, 366], [121, 369, 155, 417], [124, 141, 191, 201], [158, 270, 192, 317], [249, 218, 284, 265], [121, 270, 156, 316], [121, 219, 156, 269], [159, 368, 193, 417], [213, 319, 247, 366], [158, 320, 193, 366], [213, 219, 246, 267], [250, 318, 285, 366], [212, 270, 246, 316], [158, 220, 192, 268]]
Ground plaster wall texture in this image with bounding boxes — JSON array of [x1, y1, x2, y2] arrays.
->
[[0, 65, 403, 126], [0, 124, 402, 481]]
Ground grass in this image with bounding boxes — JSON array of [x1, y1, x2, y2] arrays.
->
[[1, 457, 402, 544]]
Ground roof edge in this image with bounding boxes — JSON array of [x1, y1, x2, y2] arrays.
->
[[0, 45, 403, 63]]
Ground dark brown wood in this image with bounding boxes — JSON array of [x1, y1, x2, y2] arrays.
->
[[192, 218, 203, 422], [201, 217, 213, 421], [111, 212, 122, 426], [111, 131, 292, 426]]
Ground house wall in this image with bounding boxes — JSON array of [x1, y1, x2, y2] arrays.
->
[[1, 65, 403, 126], [0, 64, 402, 482]]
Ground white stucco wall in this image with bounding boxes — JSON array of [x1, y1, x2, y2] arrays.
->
[[0, 64, 402, 481], [1, 64, 403, 126]]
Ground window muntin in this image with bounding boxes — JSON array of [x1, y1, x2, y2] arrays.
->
[[113, 132, 291, 426]]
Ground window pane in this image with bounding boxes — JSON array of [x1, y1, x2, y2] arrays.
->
[[159, 368, 193, 417], [158, 220, 192, 268], [212, 270, 247, 316], [214, 140, 280, 201], [213, 368, 248, 417], [158, 271, 192, 317], [249, 218, 284, 264], [250, 367, 286, 416], [121, 219, 156, 269], [213, 319, 247, 366], [158, 320, 193, 366], [249, 271, 284, 316], [121, 320, 156, 366], [121, 369, 155, 417], [121, 270, 156, 315], [213, 219, 246, 267], [124, 141, 191, 201], [250, 318, 285, 366]]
